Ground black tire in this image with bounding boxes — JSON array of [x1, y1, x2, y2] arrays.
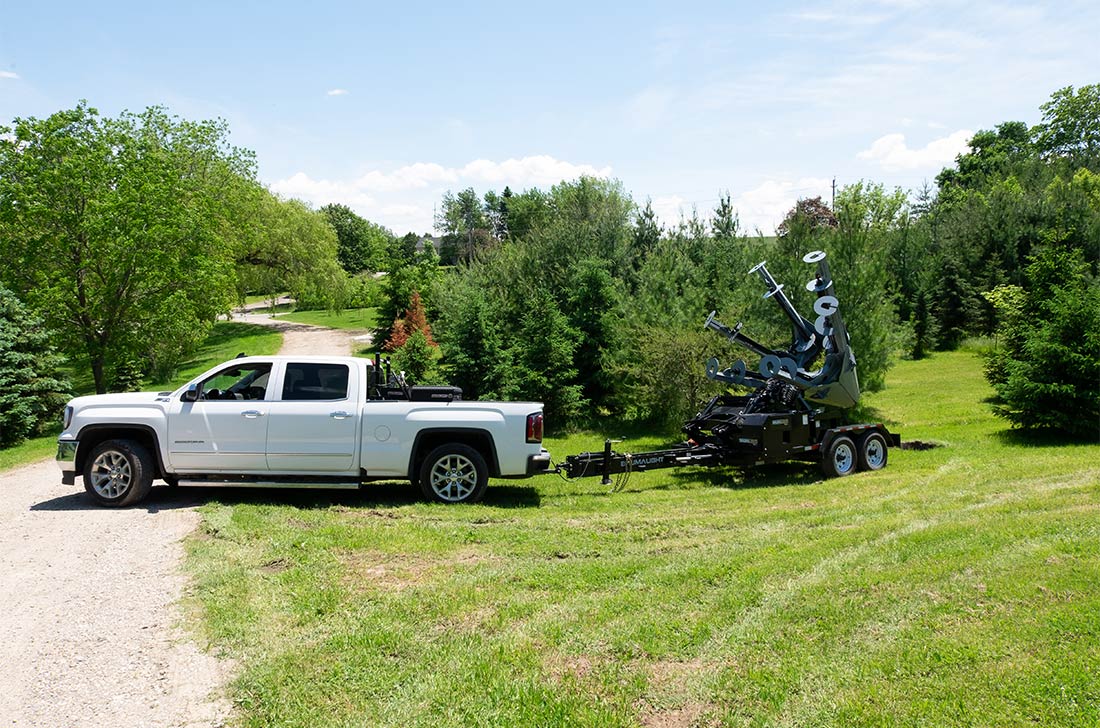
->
[[417, 443, 489, 504], [821, 435, 857, 478], [857, 432, 889, 472], [83, 439, 155, 507]]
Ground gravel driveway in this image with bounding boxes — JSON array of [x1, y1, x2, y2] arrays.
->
[[0, 311, 368, 726], [0, 463, 232, 727]]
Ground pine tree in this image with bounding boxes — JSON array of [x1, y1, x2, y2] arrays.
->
[[0, 286, 71, 446]]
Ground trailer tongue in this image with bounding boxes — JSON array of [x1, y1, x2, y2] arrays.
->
[[560, 249, 900, 484]]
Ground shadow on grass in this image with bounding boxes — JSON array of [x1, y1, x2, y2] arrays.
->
[[669, 462, 823, 491], [577, 462, 822, 497], [32, 479, 540, 512], [194, 321, 264, 350], [991, 428, 1100, 448]]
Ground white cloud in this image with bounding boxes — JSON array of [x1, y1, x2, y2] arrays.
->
[[355, 162, 457, 191], [460, 155, 611, 186], [646, 178, 833, 236], [733, 177, 833, 234], [270, 172, 377, 209], [857, 129, 972, 171], [0, 71, 19, 80], [326, 88, 349, 96], [268, 155, 612, 234], [650, 195, 689, 226]]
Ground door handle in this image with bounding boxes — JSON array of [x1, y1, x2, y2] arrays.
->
[[241, 410, 265, 418], [330, 411, 351, 419]]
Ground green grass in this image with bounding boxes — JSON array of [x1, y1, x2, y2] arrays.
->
[[276, 307, 379, 331], [243, 292, 289, 306], [145, 321, 284, 390], [184, 350, 1100, 727], [0, 321, 283, 472], [0, 434, 60, 472]]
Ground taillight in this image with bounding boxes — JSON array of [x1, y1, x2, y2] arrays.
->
[[526, 412, 543, 443]]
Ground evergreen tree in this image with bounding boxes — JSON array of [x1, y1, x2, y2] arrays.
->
[[632, 199, 662, 267], [515, 288, 584, 422], [986, 246, 1099, 437], [391, 330, 438, 385], [0, 286, 71, 446]]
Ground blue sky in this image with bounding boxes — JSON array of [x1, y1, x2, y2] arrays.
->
[[1, 0, 1097, 235]]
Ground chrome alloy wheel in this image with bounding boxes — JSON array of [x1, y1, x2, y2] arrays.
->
[[428, 453, 477, 502], [89, 450, 133, 499], [833, 441, 855, 475]]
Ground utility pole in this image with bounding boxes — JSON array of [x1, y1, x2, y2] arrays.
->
[[831, 177, 836, 210]]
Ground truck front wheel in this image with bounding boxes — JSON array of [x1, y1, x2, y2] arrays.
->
[[83, 439, 155, 507], [418, 444, 489, 504]]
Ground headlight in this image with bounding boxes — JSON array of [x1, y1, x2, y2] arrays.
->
[[63, 405, 73, 430]]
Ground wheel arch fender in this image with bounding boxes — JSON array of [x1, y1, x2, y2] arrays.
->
[[75, 424, 167, 479], [408, 428, 500, 481]]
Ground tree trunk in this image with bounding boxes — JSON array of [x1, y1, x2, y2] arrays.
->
[[91, 355, 106, 395]]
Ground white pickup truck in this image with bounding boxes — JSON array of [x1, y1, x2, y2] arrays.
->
[[56, 355, 550, 506]]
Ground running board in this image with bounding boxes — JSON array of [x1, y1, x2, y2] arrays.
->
[[176, 479, 360, 490]]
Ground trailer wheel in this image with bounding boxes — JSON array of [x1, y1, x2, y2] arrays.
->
[[822, 435, 857, 478], [418, 443, 489, 504], [858, 432, 888, 471]]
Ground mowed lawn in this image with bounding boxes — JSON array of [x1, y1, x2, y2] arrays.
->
[[276, 307, 379, 331], [185, 351, 1100, 727]]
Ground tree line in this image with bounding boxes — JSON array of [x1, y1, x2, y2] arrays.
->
[[416, 85, 1098, 435], [1, 86, 1095, 446]]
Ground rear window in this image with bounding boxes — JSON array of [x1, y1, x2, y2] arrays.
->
[[281, 363, 350, 401]]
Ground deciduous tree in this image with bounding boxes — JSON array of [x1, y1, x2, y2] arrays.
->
[[0, 103, 252, 392]]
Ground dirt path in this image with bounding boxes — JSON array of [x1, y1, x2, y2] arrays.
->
[[0, 306, 370, 726], [231, 301, 372, 355]]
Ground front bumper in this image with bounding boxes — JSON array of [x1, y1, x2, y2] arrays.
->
[[57, 439, 79, 485]]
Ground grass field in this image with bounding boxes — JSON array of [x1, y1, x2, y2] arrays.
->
[[184, 350, 1099, 727], [276, 307, 379, 331], [0, 321, 283, 472]]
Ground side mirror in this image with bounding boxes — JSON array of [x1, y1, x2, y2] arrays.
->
[[181, 384, 200, 403]]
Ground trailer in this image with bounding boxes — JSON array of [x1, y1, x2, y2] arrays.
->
[[560, 249, 900, 484]]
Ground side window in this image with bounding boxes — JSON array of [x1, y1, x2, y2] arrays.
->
[[282, 363, 350, 401], [200, 363, 272, 401]]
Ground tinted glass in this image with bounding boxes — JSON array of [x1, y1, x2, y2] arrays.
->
[[282, 363, 350, 401], [200, 364, 272, 401]]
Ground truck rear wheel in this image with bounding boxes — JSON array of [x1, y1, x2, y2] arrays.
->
[[418, 444, 489, 504], [821, 435, 857, 478], [83, 439, 155, 507], [858, 432, 888, 471]]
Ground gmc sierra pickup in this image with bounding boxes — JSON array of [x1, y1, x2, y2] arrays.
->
[[56, 355, 550, 506]]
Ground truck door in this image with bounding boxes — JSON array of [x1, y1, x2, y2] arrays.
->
[[266, 361, 359, 473], [168, 362, 273, 472]]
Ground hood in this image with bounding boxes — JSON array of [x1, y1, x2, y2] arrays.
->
[[68, 390, 175, 410]]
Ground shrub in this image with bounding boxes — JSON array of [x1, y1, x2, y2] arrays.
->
[[391, 331, 438, 385]]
